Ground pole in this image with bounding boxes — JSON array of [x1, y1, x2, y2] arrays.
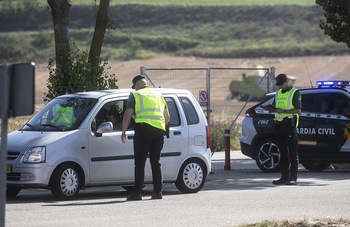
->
[[0, 65, 10, 227], [224, 129, 231, 170]]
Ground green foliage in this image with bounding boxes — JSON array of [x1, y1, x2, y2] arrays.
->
[[27, 0, 316, 6], [210, 123, 240, 151], [316, 0, 350, 48], [44, 41, 118, 102]]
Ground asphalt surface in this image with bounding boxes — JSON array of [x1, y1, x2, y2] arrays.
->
[[5, 151, 350, 227]]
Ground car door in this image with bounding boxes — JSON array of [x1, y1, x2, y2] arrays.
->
[[89, 98, 135, 183], [297, 92, 318, 156], [161, 96, 189, 180], [315, 91, 350, 156]]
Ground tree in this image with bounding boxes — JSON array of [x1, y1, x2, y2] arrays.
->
[[316, 0, 350, 47], [45, 0, 117, 102], [47, 0, 72, 85], [89, 0, 110, 90]]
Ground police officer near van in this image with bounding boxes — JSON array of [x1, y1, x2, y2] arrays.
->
[[263, 74, 301, 185], [121, 75, 170, 200]]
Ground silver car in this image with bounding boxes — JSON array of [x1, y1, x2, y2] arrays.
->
[[5, 88, 211, 200]]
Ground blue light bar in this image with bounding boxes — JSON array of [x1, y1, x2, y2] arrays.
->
[[316, 80, 350, 87]]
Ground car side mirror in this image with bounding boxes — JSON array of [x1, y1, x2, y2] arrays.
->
[[95, 122, 113, 137]]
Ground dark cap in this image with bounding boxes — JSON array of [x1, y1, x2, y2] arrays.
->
[[132, 75, 145, 89], [275, 74, 288, 86]]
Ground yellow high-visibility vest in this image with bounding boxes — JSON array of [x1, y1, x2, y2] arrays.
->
[[51, 104, 75, 127], [274, 87, 299, 128], [132, 87, 166, 131]]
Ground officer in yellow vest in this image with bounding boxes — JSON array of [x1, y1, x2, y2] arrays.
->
[[264, 74, 301, 185], [121, 75, 170, 201]]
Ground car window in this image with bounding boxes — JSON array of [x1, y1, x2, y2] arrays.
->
[[319, 92, 349, 115], [179, 97, 199, 125], [301, 93, 315, 112], [92, 99, 133, 132], [23, 97, 97, 131], [165, 97, 181, 127]]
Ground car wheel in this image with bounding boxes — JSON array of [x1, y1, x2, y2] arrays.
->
[[175, 159, 206, 193], [302, 162, 330, 172], [6, 187, 21, 197], [50, 163, 81, 200], [255, 138, 282, 172]]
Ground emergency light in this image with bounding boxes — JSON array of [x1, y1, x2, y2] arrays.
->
[[316, 80, 350, 88]]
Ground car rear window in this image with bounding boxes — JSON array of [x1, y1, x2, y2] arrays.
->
[[179, 97, 199, 125]]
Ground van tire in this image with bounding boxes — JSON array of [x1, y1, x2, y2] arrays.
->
[[50, 163, 81, 200], [7, 187, 21, 197], [255, 138, 282, 173], [175, 159, 206, 193], [302, 162, 330, 172]]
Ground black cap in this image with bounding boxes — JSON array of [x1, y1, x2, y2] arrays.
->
[[132, 75, 145, 89], [275, 74, 288, 86]]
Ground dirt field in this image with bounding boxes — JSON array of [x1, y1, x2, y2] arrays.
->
[[31, 55, 350, 127], [35, 55, 350, 104]]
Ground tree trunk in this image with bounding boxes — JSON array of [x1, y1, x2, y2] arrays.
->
[[88, 0, 110, 88], [48, 0, 72, 85]]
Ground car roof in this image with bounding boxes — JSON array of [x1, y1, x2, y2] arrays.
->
[[265, 86, 350, 98], [57, 88, 191, 100]]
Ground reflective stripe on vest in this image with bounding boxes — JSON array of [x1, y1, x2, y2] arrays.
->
[[51, 104, 74, 126], [133, 88, 165, 131], [274, 87, 299, 127]]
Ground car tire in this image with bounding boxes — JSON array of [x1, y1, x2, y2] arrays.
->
[[175, 159, 206, 193], [50, 163, 81, 200], [6, 187, 21, 198], [255, 138, 282, 173], [302, 162, 330, 172]]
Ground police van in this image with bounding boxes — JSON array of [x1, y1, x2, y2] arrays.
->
[[4, 88, 211, 200], [240, 80, 350, 172]]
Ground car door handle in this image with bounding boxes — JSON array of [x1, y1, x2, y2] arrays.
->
[[128, 135, 134, 140], [173, 131, 181, 135]]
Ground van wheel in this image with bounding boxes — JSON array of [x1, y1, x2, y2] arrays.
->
[[175, 159, 206, 193], [255, 138, 282, 173], [7, 187, 21, 197], [50, 164, 81, 200], [302, 163, 330, 172]]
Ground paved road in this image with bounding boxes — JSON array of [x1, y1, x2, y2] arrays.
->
[[5, 151, 350, 227]]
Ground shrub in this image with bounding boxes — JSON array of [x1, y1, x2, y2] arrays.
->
[[210, 122, 240, 151]]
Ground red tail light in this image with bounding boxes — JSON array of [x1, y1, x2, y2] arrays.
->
[[206, 125, 210, 149]]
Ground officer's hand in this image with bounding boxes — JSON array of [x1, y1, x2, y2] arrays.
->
[[121, 132, 126, 143]]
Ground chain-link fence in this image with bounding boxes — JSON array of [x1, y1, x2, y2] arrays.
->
[[141, 66, 276, 124]]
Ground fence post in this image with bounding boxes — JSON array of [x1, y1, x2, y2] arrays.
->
[[206, 68, 210, 126], [224, 129, 231, 170]]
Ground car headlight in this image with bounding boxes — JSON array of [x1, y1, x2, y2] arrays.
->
[[23, 146, 46, 163]]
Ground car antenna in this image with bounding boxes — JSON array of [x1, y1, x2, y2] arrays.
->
[[303, 59, 313, 88]]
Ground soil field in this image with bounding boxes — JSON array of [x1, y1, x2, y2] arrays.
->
[[35, 55, 350, 103]]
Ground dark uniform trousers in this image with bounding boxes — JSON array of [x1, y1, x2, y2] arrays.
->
[[133, 123, 164, 194], [274, 117, 299, 180]]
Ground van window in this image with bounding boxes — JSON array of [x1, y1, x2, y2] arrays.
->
[[301, 93, 315, 112], [319, 92, 349, 115], [165, 97, 180, 127], [179, 97, 199, 125]]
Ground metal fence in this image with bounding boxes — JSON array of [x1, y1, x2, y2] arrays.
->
[[140, 66, 276, 126]]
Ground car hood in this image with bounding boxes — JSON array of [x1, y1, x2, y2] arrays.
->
[[5, 130, 79, 153]]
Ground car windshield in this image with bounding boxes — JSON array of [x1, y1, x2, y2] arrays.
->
[[21, 97, 97, 131]]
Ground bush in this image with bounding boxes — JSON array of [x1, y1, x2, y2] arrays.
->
[[210, 122, 240, 151], [44, 41, 118, 102]]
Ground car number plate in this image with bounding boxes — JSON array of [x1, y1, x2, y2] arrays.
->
[[7, 165, 11, 174]]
